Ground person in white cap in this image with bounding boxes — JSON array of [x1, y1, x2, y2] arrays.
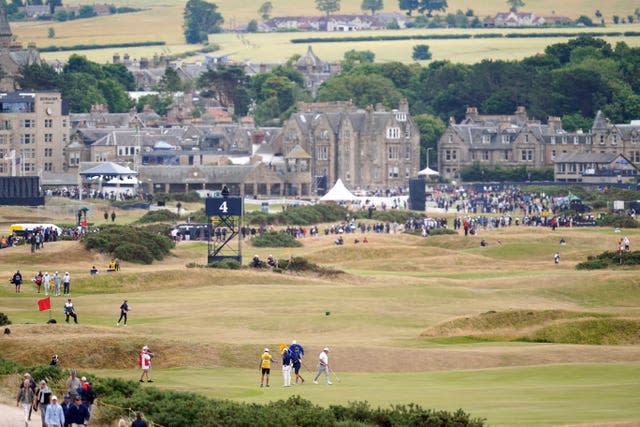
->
[[139, 346, 153, 383], [44, 395, 65, 427], [313, 347, 332, 385], [259, 348, 273, 388]]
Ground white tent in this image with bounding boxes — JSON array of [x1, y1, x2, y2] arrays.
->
[[418, 166, 439, 176], [320, 178, 357, 202]]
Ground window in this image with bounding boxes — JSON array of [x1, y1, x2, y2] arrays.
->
[[386, 127, 400, 139], [524, 134, 529, 143], [632, 135, 639, 144], [521, 150, 533, 161], [0, 135, 8, 145], [44, 148, 53, 157], [445, 150, 451, 161], [471, 152, 476, 160], [22, 119, 34, 128], [320, 130, 329, 140], [552, 150, 556, 159], [632, 151, 640, 163], [405, 129, 411, 138], [62, 119, 67, 128], [63, 134, 68, 143], [611, 134, 617, 145], [452, 150, 457, 160], [482, 135, 490, 144], [599, 135, 605, 144], [23, 162, 34, 172], [388, 166, 399, 178], [503, 150, 509, 160], [317, 146, 328, 160], [395, 112, 406, 122], [550, 136, 556, 145], [44, 162, 53, 171], [448, 135, 453, 143], [21, 148, 35, 159], [574, 136, 579, 144], [405, 167, 410, 178], [502, 135, 510, 144], [561, 136, 567, 144], [405, 145, 411, 160], [44, 119, 53, 128], [21, 134, 34, 144], [44, 133, 53, 143], [388, 146, 400, 160], [482, 151, 489, 161]]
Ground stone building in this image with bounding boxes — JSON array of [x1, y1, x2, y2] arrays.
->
[[0, 5, 42, 91], [437, 107, 640, 181], [0, 92, 70, 176], [278, 99, 420, 194]]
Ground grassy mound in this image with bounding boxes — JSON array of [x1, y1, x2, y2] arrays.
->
[[420, 310, 640, 344]]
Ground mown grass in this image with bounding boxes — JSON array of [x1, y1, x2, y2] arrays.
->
[[90, 364, 640, 427]]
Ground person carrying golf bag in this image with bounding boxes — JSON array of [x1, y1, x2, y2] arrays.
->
[[289, 340, 305, 384], [312, 347, 332, 385]]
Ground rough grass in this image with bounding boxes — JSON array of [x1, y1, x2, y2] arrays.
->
[[2, 203, 640, 425]]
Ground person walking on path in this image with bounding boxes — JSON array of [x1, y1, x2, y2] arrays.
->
[[64, 299, 78, 324], [62, 272, 71, 296], [17, 378, 35, 427], [259, 348, 273, 388], [117, 300, 129, 326], [313, 347, 332, 385], [281, 346, 293, 387], [67, 395, 90, 427], [12, 270, 22, 293], [53, 272, 61, 297], [131, 411, 148, 427], [289, 340, 305, 384], [35, 379, 52, 427], [139, 346, 153, 383], [44, 395, 65, 427]]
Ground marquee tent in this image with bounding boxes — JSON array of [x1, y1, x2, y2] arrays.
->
[[417, 166, 439, 176], [320, 178, 357, 202]]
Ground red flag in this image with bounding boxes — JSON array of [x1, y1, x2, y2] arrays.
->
[[37, 297, 51, 312]]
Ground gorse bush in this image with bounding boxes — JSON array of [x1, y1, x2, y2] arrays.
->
[[576, 250, 640, 269], [596, 214, 639, 228], [208, 259, 242, 269], [83, 225, 174, 264], [0, 312, 11, 326], [246, 204, 349, 226], [136, 209, 180, 224], [251, 231, 302, 247]]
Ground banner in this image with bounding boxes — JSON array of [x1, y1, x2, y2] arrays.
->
[[37, 296, 51, 312]]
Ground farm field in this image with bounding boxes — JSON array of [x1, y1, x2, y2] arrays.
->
[[1, 199, 640, 425], [9, 2, 640, 64]]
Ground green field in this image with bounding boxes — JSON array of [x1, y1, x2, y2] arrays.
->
[[10, 1, 640, 64], [1, 199, 640, 425]]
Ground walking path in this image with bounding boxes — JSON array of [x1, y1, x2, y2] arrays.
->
[[0, 403, 42, 427]]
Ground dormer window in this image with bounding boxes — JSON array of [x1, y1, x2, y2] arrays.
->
[[599, 135, 605, 145], [501, 135, 510, 144], [562, 136, 567, 144], [551, 136, 556, 145], [574, 136, 579, 145], [395, 112, 406, 122], [482, 135, 490, 144]]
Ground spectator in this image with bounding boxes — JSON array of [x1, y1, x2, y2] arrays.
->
[[64, 299, 78, 324], [35, 379, 52, 427], [50, 354, 59, 367], [66, 369, 81, 400], [12, 270, 23, 293], [17, 378, 35, 427], [34, 271, 43, 293], [44, 395, 65, 427], [131, 411, 148, 427], [252, 255, 261, 268], [66, 395, 90, 427]]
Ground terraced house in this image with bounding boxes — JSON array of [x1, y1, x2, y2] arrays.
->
[[438, 107, 640, 182], [278, 100, 420, 194]]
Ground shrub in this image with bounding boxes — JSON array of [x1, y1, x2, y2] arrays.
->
[[251, 232, 303, 247], [208, 259, 242, 269], [113, 243, 153, 264], [278, 256, 344, 276], [136, 209, 180, 224], [23, 365, 64, 384], [172, 192, 202, 203], [0, 312, 11, 326], [0, 356, 21, 375], [575, 259, 608, 270], [83, 225, 174, 264], [596, 214, 639, 228], [246, 204, 350, 226]]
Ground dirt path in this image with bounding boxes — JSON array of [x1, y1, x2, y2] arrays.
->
[[0, 403, 42, 427]]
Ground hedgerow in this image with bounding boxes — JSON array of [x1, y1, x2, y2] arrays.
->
[[135, 209, 181, 224], [246, 204, 349, 226], [39, 41, 165, 52]]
